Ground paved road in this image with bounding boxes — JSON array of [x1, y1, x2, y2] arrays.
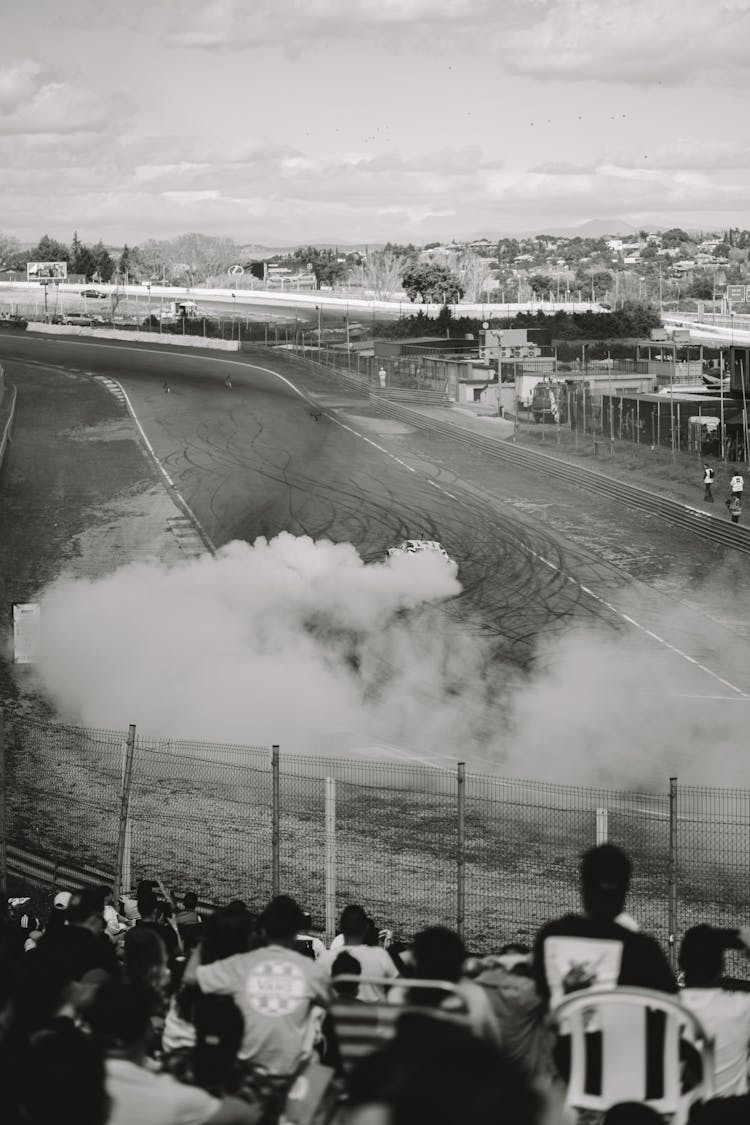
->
[[1, 332, 748, 778]]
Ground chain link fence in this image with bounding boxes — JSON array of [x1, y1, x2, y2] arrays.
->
[[3, 713, 748, 958]]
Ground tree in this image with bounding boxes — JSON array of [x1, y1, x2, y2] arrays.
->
[[354, 248, 406, 299], [118, 244, 133, 282], [686, 279, 714, 300], [91, 240, 114, 281], [661, 227, 690, 249], [135, 240, 172, 281], [73, 245, 97, 280], [0, 231, 20, 268], [171, 232, 238, 285], [292, 246, 347, 289], [31, 234, 70, 264], [528, 273, 554, 297], [401, 262, 464, 303], [455, 250, 495, 302]]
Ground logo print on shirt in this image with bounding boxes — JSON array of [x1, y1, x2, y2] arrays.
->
[[246, 959, 307, 1016]]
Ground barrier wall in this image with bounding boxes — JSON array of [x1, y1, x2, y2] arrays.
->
[[31, 323, 240, 350]]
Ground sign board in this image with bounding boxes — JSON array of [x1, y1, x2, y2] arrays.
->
[[27, 261, 67, 282], [726, 284, 746, 302], [12, 603, 41, 664], [228, 264, 244, 276]]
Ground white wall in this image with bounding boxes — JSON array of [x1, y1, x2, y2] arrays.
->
[[32, 324, 240, 350]]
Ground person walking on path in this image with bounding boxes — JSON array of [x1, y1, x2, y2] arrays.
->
[[730, 469, 744, 498], [703, 464, 715, 502], [727, 494, 742, 524]]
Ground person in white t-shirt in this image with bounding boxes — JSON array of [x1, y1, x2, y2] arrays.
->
[[317, 905, 399, 1001], [186, 895, 328, 1077], [730, 470, 744, 497], [679, 924, 750, 1103]]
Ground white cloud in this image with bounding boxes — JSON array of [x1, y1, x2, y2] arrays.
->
[[0, 59, 132, 136], [158, 0, 750, 87]]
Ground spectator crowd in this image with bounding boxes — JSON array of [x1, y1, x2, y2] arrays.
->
[[1, 844, 750, 1125]]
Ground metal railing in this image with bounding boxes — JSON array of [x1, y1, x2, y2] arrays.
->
[[3, 713, 748, 962]]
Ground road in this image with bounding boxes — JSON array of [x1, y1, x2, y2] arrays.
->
[[1, 332, 748, 779]]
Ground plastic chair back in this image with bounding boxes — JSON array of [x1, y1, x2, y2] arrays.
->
[[552, 986, 714, 1125]]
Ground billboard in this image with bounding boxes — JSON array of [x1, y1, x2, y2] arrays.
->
[[726, 284, 747, 303], [12, 602, 41, 664], [27, 261, 67, 282]]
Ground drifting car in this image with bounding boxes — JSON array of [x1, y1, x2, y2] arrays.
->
[[80, 289, 106, 298], [387, 539, 455, 566]]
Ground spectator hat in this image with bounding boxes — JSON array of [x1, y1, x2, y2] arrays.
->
[[54, 890, 72, 910], [581, 844, 631, 897]]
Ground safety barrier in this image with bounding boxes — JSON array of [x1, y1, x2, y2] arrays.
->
[[31, 324, 240, 350], [3, 713, 749, 963]]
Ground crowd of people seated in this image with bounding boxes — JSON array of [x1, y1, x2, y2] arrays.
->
[[1, 843, 749, 1124]]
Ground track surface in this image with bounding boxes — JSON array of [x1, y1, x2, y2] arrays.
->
[[1, 333, 749, 737]]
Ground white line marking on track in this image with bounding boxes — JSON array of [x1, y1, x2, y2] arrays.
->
[[92, 373, 216, 553]]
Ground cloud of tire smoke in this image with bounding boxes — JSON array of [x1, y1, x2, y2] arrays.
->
[[34, 533, 750, 787]]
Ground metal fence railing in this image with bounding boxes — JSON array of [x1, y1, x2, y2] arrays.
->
[[3, 713, 748, 960]]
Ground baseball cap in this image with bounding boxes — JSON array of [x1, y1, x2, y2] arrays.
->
[[581, 844, 631, 897], [53, 891, 72, 910]]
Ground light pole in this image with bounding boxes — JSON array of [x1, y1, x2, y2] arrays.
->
[[670, 343, 676, 462]]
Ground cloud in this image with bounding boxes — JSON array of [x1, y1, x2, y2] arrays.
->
[[0, 59, 132, 136], [157, 0, 750, 87], [162, 0, 499, 51]]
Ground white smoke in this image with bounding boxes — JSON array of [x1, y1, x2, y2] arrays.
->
[[33, 533, 750, 787]]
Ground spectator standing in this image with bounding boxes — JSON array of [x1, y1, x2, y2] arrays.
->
[[175, 893, 203, 955], [317, 905, 398, 1000], [135, 891, 181, 965], [186, 895, 328, 1078], [679, 925, 750, 1110], [703, 464, 715, 502], [31, 886, 120, 985], [533, 844, 676, 1007], [293, 913, 325, 961], [378, 366, 387, 389]]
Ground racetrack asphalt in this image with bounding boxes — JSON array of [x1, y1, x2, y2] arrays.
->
[[1, 332, 749, 746]]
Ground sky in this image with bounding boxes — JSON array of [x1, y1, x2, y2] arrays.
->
[[3, 0, 750, 246]]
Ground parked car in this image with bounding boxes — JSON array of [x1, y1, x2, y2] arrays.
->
[[63, 312, 94, 325], [80, 289, 106, 298]]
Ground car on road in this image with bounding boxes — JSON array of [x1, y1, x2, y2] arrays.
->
[[387, 539, 456, 566], [80, 289, 106, 298], [0, 313, 28, 330]]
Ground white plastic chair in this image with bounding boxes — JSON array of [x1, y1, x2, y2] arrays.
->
[[551, 986, 715, 1125]]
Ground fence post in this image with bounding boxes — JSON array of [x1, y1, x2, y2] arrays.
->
[[325, 777, 336, 946], [113, 725, 136, 905], [0, 713, 7, 899], [595, 807, 608, 845], [271, 746, 280, 897], [668, 776, 678, 971], [457, 762, 466, 941]]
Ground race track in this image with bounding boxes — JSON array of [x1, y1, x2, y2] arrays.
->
[[1, 332, 749, 777]]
